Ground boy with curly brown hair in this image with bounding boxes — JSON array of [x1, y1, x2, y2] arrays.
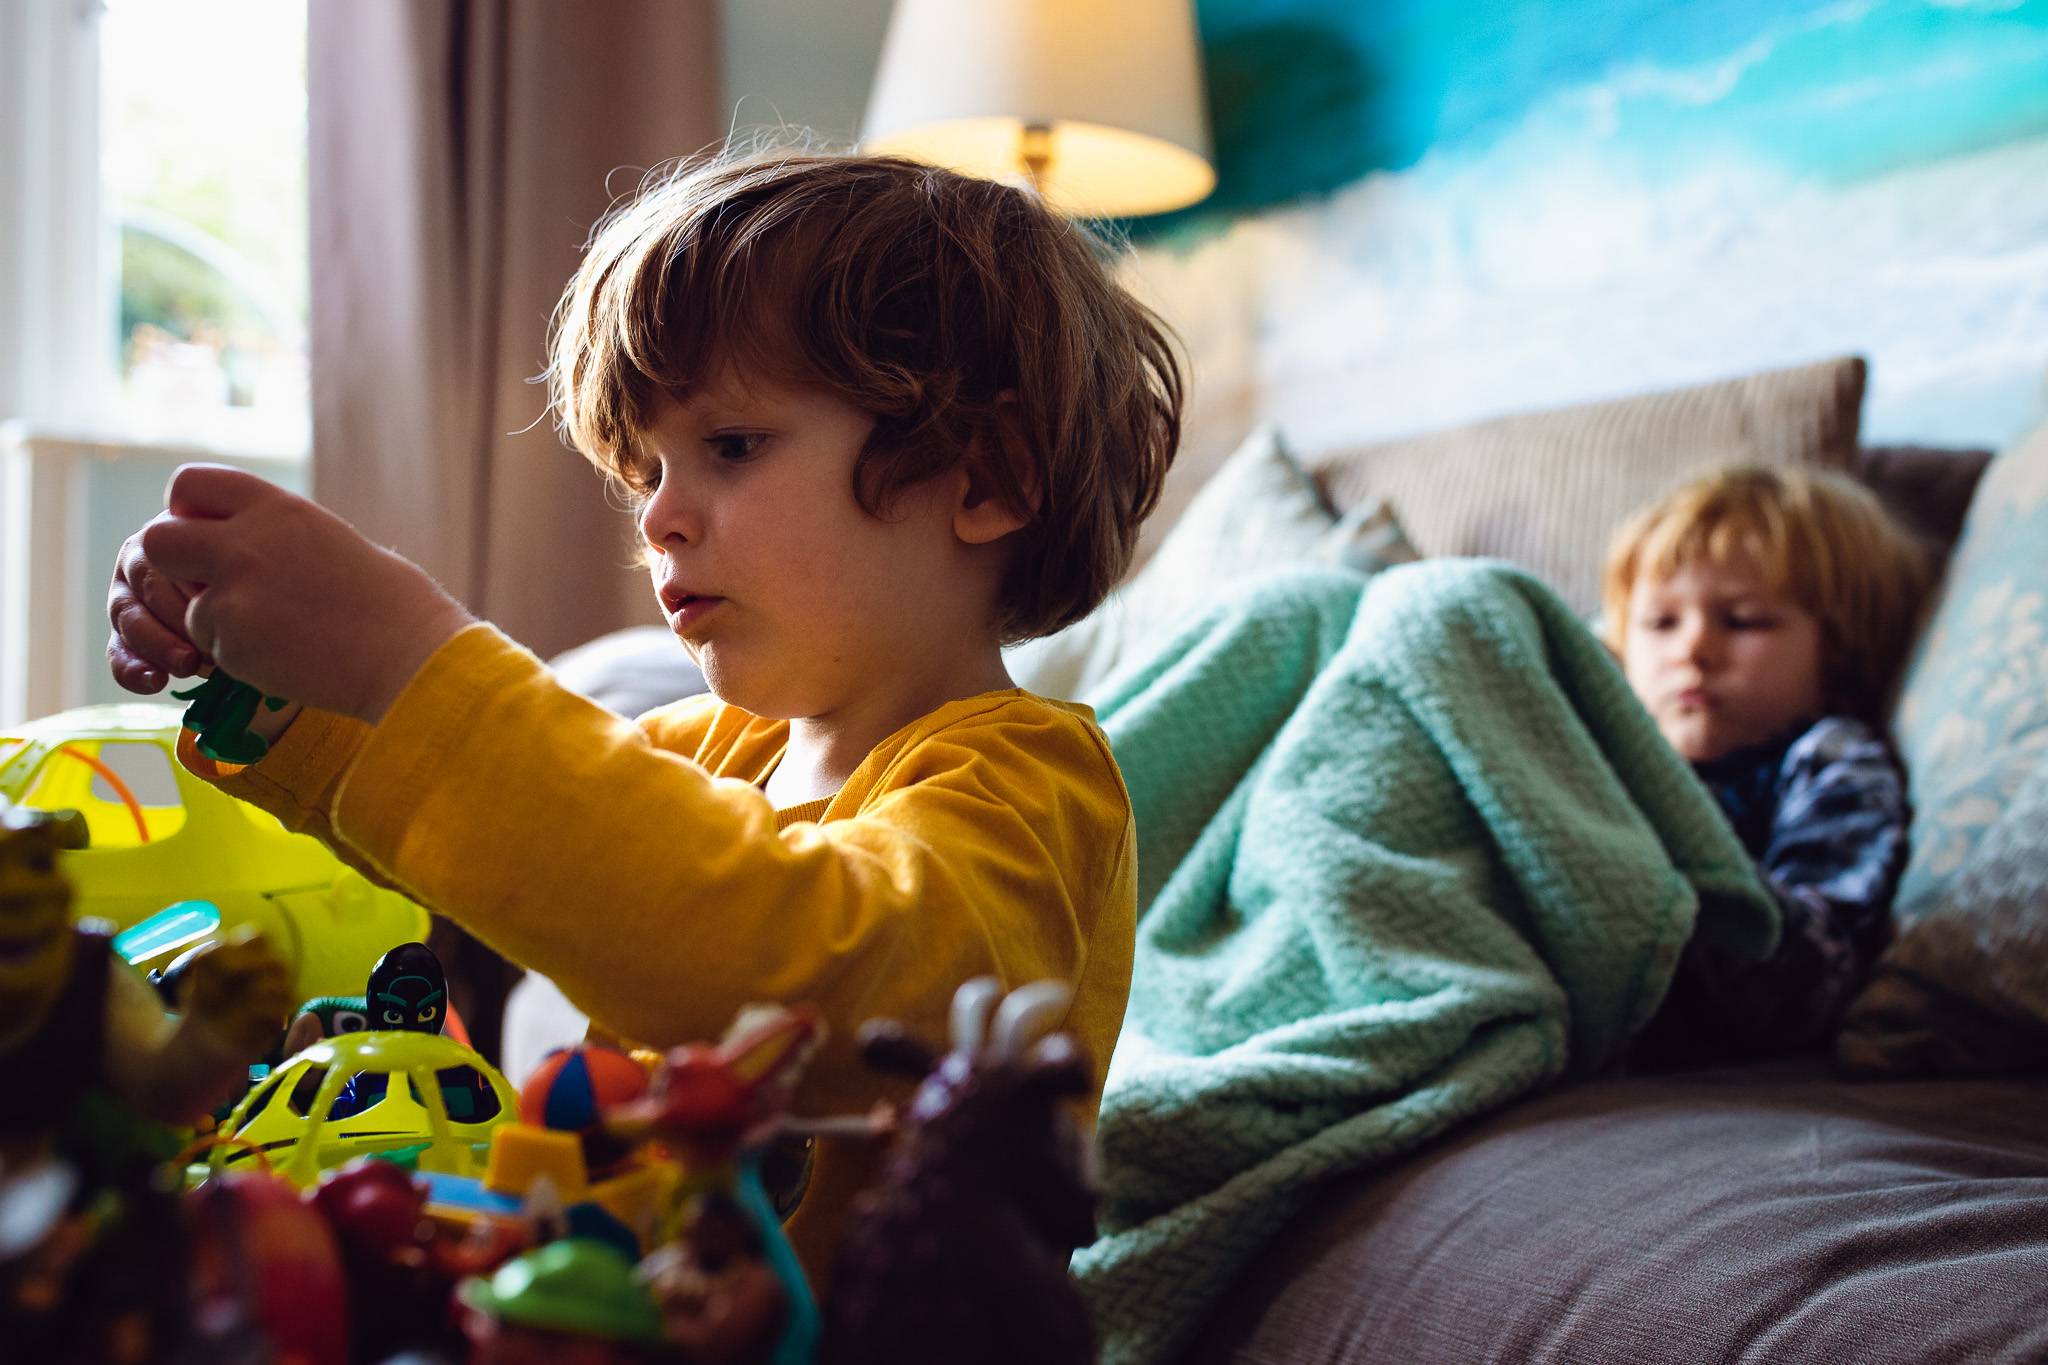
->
[[104, 153, 1182, 1270]]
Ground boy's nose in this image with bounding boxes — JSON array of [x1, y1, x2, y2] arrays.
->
[[638, 484, 701, 552], [1679, 618, 1721, 665]]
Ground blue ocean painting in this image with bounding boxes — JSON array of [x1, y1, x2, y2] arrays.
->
[[1136, 0, 2048, 456], [1192, 0, 2048, 209]]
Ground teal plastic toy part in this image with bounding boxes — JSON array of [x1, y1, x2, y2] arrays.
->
[[113, 899, 221, 963]]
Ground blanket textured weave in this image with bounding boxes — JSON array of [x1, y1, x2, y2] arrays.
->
[[1073, 562, 1777, 1365]]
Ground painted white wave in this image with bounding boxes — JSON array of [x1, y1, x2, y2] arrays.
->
[[1133, 128, 2048, 466]]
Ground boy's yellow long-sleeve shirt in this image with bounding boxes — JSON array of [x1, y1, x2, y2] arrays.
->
[[198, 624, 1137, 1275]]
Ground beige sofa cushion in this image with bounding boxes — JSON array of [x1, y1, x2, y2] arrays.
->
[[1006, 424, 1419, 702], [1306, 356, 1867, 615]]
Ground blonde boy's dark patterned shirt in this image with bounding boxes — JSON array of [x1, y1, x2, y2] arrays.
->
[[1632, 716, 1909, 1070]]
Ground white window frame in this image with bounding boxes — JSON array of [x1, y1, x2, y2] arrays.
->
[[0, 0, 308, 728]]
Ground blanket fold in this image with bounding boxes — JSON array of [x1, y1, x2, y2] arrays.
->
[[1075, 561, 1776, 1365]]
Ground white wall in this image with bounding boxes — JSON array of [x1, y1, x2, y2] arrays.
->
[[720, 0, 894, 144]]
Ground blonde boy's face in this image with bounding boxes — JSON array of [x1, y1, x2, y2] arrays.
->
[[1621, 556, 1828, 763], [635, 369, 989, 723]]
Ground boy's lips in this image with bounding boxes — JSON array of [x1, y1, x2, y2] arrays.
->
[[661, 589, 726, 633]]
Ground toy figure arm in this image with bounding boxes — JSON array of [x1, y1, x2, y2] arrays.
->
[[102, 927, 293, 1125]]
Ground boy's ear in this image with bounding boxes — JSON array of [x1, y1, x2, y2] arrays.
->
[[951, 392, 1041, 547]]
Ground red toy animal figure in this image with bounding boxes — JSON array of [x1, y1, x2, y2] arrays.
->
[[307, 1158, 523, 1364], [607, 1005, 821, 1179], [183, 1165, 350, 1365], [822, 978, 1099, 1365]]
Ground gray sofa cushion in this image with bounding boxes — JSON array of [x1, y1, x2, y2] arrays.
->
[[1188, 1061, 2048, 1364]]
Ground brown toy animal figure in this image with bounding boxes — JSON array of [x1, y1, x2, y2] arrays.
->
[[0, 805, 294, 1158], [642, 1190, 788, 1365], [822, 978, 1099, 1365], [0, 804, 293, 1365]]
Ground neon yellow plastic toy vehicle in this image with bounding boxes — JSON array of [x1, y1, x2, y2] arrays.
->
[[0, 703, 428, 1001], [212, 1029, 518, 1188]]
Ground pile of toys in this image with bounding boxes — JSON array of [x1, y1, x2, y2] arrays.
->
[[0, 706, 1104, 1365]]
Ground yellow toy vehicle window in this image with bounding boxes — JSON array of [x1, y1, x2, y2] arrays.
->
[[7, 739, 188, 846]]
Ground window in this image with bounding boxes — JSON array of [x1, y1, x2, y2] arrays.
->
[[9, 738, 189, 845], [0, 0, 310, 726], [103, 0, 309, 450]]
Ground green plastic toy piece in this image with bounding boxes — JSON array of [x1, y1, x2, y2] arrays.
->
[[457, 1238, 668, 1346], [173, 668, 289, 763], [296, 994, 372, 1038]]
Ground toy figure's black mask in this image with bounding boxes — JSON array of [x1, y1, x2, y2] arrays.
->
[[367, 942, 447, 1033]]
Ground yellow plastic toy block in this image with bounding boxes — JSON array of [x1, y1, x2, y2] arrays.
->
[[484, 1123, 589, 1201]]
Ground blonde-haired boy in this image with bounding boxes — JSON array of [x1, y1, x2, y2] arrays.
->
[[1602, 465, 1931, 1067]]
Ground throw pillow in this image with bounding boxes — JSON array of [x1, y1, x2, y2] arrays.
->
[[1891, 414, 2048, 917], [1305, 355, 1866, 615], [1837, 747, 2048, 1077], [1005, 424, 1420, 702]]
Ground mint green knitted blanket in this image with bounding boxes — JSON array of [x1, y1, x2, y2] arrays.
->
[[1074, 562, 1777, 1365]]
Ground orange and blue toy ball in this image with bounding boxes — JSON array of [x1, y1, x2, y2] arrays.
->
[[519, 1045, 648, 1132]]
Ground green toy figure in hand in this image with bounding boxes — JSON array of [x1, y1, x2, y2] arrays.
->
[[172, 667, 289, 765]]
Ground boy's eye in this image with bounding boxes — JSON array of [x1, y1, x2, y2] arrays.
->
[[418, 1004, 436, 1021], [706, 433, 764, 462]]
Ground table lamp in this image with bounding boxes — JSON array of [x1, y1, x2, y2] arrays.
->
[[861, 0, 1215, 218]]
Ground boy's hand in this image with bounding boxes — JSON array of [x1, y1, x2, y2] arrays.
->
[[109, 511, 205, 693], [112, 464, 475, 724]]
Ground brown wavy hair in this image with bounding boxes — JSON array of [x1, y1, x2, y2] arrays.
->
[[548, 152, 1183, 642], [1600, 464, 1932, 724]]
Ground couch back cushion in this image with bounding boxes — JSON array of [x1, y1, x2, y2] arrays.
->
[[1306, 355, 1867, 615], [1892, 414, 2048, 917], [1006, 425, 1419, 701]]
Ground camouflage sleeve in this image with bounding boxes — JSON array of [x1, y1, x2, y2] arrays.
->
[[1633, 718, 1909, 1068]]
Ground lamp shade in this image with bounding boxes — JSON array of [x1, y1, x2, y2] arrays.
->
[[862, 0, 1215, 217]]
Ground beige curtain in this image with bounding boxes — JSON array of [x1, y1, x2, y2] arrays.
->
[[308, 1, 723, 1058], [308, 0, 722, 661]]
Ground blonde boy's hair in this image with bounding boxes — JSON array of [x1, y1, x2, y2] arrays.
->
[[548, 152, 1183, 643], [1600, 465, 1931, 724]]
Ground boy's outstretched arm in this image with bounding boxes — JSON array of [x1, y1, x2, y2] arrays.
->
[[108, 463, 475, 725]]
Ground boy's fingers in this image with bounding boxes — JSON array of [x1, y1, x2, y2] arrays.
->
[[163, 462, 274, 520], [107, 632, 171, 694], [137, 514, 226, 587], [114, 530, 201, 656], [106, 600, 198, 687]]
